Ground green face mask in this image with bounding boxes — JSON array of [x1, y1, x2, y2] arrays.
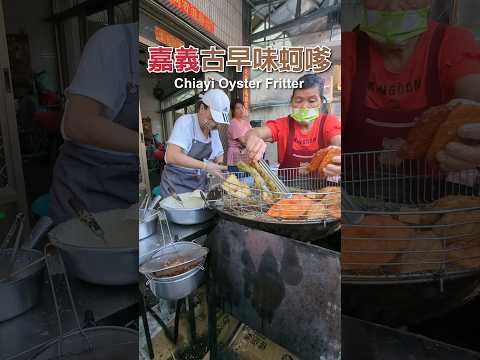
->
[[290, 107, 320, 124], [360, 7, 430, 47]]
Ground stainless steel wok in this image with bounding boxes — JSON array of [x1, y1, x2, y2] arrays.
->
[[342, 150, 480, 326]]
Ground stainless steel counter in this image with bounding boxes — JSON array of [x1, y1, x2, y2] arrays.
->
[[0, 277, 137, 359]]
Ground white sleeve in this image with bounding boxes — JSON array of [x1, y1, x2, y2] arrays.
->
[[210, 130, 224, 160], [66, 25, 131, 119], [167, 115, 193, 153]]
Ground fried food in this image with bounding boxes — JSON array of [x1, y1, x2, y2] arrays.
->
[[237, 161, 276, 203], [307, 148, 329, 172], [222, 174, 251, 199], [341, 215, 413, 271], [250, 161, 282, 193], [308, 191, 341, 220], [426, 104, 480, 160], [266, 195, 311, 220], [420, 195, 480, 225], [397, 231, 444, 273], [399, 106, 451, 160], [308, 147, 340, 176]]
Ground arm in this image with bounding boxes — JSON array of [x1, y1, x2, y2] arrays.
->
[[246, 126, 274, 143], [63, 94, 138, 154], [165, 144, 206, 170]]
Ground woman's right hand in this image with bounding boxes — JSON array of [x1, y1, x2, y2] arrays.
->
[[204, 162, 227, 179], [246, 134, 267, 162]]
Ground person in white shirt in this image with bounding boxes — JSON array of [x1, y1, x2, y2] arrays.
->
[[49, 23, 138, 224], [159, 89, 229, 198]]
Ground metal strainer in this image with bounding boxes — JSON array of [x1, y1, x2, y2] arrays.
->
[[139, 210, 209, 278]]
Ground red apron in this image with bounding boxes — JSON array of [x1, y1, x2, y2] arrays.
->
[[343, 25, 447, 180], [344, 25, 446, 153], [279, 114, 327, 169]]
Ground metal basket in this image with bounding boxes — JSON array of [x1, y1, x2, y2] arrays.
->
[[342, 150, 480, 281], [208, 166, 341, 224]]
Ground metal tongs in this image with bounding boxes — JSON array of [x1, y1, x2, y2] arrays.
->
[[257, 159, 289, 193]]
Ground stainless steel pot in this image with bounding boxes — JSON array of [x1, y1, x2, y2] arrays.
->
[[139, 211, 157, 240], [32, 326, 138, 359], [147, 266, 204, 300], [0, 249, 45, 322], [160, 192, 214, 225], [50, 241, 138, 286]]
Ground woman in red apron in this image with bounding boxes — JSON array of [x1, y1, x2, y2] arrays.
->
[[245, 74, 341, 176], [343, 0, 480, 172]]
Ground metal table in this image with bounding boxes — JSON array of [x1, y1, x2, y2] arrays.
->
[[0, 277, 137, 360]]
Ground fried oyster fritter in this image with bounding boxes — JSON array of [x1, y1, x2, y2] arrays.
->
[[399, 105, 452, 160], [308, 147, 340, 176], [426, 104, 480, 160]]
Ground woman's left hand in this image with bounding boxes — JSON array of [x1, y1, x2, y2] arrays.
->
[[323, 146, 341, 177], [437, 123, 480, 171]]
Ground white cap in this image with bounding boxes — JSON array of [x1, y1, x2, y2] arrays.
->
[[199, 89, 230, 124]]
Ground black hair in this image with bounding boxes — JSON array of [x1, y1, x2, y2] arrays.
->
[[292, 74, 325, 98], [230, 99, 244, 114]]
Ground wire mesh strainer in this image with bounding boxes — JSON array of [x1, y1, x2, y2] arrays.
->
[[139, 210, 209, 278]]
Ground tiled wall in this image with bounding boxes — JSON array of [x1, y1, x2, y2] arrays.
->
[[190, 0, 244, 46]]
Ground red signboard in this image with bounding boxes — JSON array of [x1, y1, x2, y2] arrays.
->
[[169, 0, 215, 33], [242, 67, 250, 110], [154, 26, 184, 48]]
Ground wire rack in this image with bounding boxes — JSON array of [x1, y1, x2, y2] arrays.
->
[[342, 150, 480, 281], [208, 167, 341, 224]]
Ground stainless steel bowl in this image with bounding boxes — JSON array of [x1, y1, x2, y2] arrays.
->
[[50, 241, 138, 286], [160, 192, 214, 225], [0, 249, 45, 322], [148, 266, 204, 300]]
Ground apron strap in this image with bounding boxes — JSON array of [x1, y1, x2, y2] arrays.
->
[[345, 30, 371, 140], [426, 23, 447, 105], [286, 116, 296, 154], [317, 113, 328, 148]]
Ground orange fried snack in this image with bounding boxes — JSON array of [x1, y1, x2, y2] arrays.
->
[[307, 191, 341, 220], [318, 147, 341, 176], [399, 106, 451, 160], [426, 104, 480, 160], [266, 194, 311, 220], [307, 148, 329, 173]]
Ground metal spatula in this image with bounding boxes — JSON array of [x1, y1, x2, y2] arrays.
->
[[341, 187, 365, 225]]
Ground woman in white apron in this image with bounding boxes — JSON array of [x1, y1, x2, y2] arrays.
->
[[159, 89, 230, 198], [49, 24, 139, 224]]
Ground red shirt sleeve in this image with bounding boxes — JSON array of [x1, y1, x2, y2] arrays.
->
[[323, 114, 341, 144], [266, 117, 289, 143], [266, 117, 289, 164], [439, 25, 480, 99]]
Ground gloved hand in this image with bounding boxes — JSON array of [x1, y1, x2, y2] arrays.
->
[[204, 161, 227, 179]]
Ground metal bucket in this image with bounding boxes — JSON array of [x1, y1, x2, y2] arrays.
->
[[32, 326, 138, 359], [148, 266, 204, 300], [0, 249, 44, 322], [139, 212, 157, 240]]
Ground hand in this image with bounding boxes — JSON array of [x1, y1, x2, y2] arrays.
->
[[246, 134, 267, 162], [437, 123, 480, 171], [204, 162, 227, 179], [323, 146, 341, 177]]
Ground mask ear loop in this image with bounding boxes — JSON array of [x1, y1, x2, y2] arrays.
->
[[321, 95, 329, 114]]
